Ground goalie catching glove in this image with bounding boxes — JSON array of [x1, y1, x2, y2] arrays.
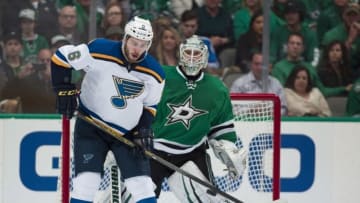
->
[[54, 84, 79, 119], [209, 139, 247, 179]]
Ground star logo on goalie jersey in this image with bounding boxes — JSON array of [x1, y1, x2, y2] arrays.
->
[[166, 95, 208, 129], [111, 76, 144, 109]]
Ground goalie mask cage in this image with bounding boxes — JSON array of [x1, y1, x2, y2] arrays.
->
[[59, 93, 281, 203]]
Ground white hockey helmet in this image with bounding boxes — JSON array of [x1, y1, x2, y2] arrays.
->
[[179, 35, 208, 76], [123, 16, 153, 51]]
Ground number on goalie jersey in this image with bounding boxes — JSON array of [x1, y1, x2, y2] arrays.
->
[[51, 16, 165, 203], [150, 35, 242, 200]]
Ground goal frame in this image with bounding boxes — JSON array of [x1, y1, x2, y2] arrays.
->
[[230, 93, 281, 201]]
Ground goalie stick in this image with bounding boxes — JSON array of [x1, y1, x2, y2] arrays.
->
[[77, 112, 244, 203]]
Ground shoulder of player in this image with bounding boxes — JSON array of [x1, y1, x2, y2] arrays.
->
[[134, 54, 166, 84], [87, 38, 125, 66]]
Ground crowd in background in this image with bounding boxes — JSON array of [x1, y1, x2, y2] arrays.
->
[[0, 0, 360, 117]]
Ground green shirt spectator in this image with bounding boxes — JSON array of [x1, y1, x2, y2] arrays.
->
[[270, 0, 318, 65], [346, 78, 360, 116], [322, 3, 360, 76], [74, 0, 103, 41], [317, 0, 348, 43], [272, 58, 345, 97], [233, 2, 283, 41], [272, 33, 346, 97]]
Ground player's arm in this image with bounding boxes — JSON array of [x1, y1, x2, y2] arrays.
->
[[132, 60, 166, 151], [208, 88, 246, 179], [50, 43, 94, 118]]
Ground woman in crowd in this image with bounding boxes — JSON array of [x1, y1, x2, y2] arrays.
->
[[152, 25, 181, 66], [317, 40, 353, 93], [284, 65, 332, 117], [235, 10, 263, 73], [100, 1, 126, 37]]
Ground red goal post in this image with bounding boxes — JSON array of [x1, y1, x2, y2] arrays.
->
[[230, 93, 281, 201]]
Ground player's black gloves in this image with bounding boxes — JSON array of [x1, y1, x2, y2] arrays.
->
[[54, 84, 79, 119], [132, 128, 154, 156]]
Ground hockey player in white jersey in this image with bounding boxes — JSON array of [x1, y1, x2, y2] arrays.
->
[[51, 16, 165, 203], [150, 35, 246, 202]]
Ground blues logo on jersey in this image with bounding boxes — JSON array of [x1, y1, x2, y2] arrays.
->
[[112, 75, 145, 108]]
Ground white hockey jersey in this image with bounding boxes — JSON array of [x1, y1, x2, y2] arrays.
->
[[51, 38, 165, 134]]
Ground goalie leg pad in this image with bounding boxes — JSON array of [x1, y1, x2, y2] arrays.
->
[[167, 161, 225, 203], [124, 175, 155, 202], [71, 172, 101, 201]]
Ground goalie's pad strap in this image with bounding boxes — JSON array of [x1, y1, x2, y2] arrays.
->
[[167, 161, 225, 203]]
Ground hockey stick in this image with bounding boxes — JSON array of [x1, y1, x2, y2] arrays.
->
[[77, 113, 244, 203]]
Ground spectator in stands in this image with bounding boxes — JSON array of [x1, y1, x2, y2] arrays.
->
[[231, 52, 288, 115], [322, 3, 360, 78], [284, 65, 332, 117], [271, 0, 288, 21], [0, 48, 56, 113], [272, 33, 348, 97], [317, 40, 353, 94], [55, 5, 85, 45], [317, 0, 349, 43], [196, 0, 234, 56], [270, 0, 318, 66], [100, 1, 126, 37], [74, 0, 103, 41], [2, 0, 58, 42], [233, 0, 262, 41], [152, 25, 181, 66], [2, 31, 32, 80], [300, 0, 321, 29], [179, 9, 219, 72], [18, 8, 49, 64], [104, 26, 124, 41], [235, 10, 263, 73], [148, 15, 173, 55], [101, 0, 131, 22], [345, 77, 360, 117], [168, 0, 203, 19]]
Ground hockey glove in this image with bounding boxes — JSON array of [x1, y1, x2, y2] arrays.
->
[[54, 84, 79, 119], [132, 128, 154, 156], [209, 139, 247, 179]]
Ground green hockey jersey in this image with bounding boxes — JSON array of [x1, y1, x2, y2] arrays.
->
[[152, 66, 236, 154]]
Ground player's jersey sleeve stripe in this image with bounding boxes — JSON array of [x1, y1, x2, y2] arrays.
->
[[154, 137, 207, 154], [91, 53, 124, 66], [134, 66, 164, 83], [208, 120, 235, 140], [51, 53, 71, 68]]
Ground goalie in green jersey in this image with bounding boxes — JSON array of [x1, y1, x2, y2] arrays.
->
[[150, 35, 246, 202]]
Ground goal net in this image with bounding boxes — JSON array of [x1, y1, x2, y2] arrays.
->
[[59, 93, 281, 203], [224, 93, 281, 202]]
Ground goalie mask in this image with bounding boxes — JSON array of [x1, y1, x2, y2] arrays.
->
[[179, 35, 208, 76], [122, 16, 153, 61]]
